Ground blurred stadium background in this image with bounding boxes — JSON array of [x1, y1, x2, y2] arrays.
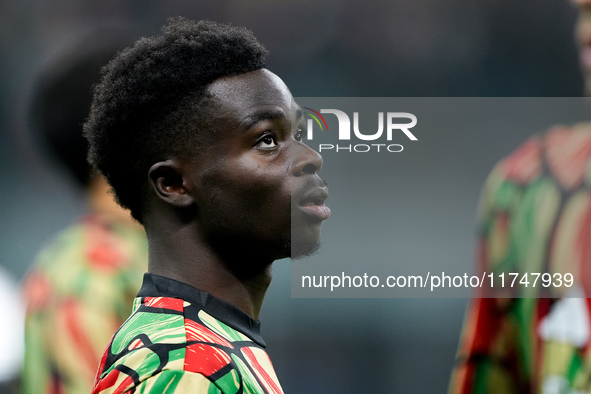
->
[[0, 0, 582, 392]]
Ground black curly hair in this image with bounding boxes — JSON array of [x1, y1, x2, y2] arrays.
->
[[84, 18, 268, 222]]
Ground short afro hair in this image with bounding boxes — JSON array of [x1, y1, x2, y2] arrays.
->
[[84, 18, 268, 223]]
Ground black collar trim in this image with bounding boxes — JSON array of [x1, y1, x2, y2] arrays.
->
[[138, 273, 266, 347]]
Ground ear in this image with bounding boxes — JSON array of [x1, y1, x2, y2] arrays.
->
[[147, 160, 194, 208]]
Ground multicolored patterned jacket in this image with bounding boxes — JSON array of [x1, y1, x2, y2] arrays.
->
[[451, 124, 591, 393], [92, 274, 284, 394], [22, 214, 148, 394]]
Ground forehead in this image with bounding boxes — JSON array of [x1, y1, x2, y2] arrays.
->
[[205, 69, 296, 121]]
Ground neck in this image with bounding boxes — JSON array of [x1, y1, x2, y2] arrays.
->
[[146, 222, 273, 320], [87, 175, 140, 228]]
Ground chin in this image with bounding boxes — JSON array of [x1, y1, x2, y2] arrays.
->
[[287, 219, 324, 259], [282, 238, 321, 260]]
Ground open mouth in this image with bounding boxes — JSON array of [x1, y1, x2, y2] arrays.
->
[[302, 198, 325, 206], [298, 189, 331, 221]]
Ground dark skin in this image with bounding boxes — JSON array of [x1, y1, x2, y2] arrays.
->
[[143, 69, 329, 319], [574, 0, 591, 94]]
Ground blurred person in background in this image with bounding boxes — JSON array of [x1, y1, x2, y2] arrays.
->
[[21, 36, 148, 394], [450, 0, 591, 392]]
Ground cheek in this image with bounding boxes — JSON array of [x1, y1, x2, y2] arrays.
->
[[200, 161, 292, 227], [239, 172, 291, 217]]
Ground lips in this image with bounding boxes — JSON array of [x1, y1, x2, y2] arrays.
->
[[298, 187, 331, 221]]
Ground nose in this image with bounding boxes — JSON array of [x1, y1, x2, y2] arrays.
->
[[292, 142, 323, 176]]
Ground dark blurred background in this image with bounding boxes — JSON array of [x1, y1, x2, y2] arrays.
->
[[0, 0, 583, 392]]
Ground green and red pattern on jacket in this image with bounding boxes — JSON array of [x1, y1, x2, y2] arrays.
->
[[92, 296, 284, 394], [450, 124, 591, 393], [22, 214, 148, 394]]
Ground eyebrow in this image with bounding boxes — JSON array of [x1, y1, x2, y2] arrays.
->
[[241, 109, 286, 130]]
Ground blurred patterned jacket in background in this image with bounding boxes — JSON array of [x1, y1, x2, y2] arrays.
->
[[22, 213, 147, 394], [451, 124, 591, 393]]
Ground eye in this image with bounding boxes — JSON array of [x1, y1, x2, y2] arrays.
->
[[294, 129, 303, 142], [256, 134, 278, 149]]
